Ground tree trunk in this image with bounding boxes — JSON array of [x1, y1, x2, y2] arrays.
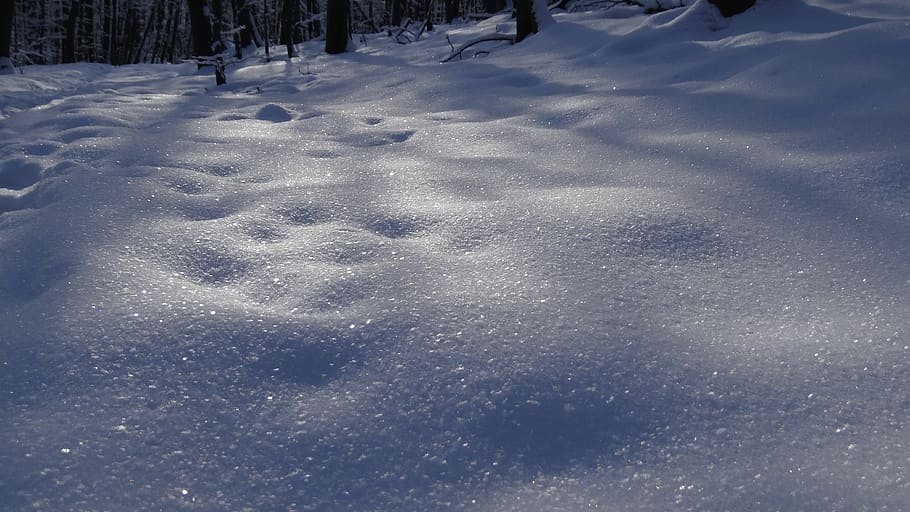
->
[[707, 0, 755, 17], [263, 0, 271, 60], [238, 2, 262, 47], [391, 0, 403, 27], [63, 0, 81, 63], [280, 0, 299, 58], [324, 0, 349, 54], [211, 0, 226, 52], [424, 0, 433, 31], [445, 0, 458, 23], [484, 0, 505, 14], [306, 0, 321, 39], [515, 0, 551, 43], [188, 0, 215, 61], [0, 0, 12, 73]]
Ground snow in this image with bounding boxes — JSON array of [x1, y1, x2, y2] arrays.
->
[[2, 1, 910, 510]]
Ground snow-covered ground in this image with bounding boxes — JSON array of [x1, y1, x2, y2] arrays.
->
[[2, 0, 909, 509]]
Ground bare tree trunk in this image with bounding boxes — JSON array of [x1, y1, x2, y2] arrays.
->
[[306, 0, 320, 39], [324, 0, 348, 54], [0, 0, 13, 73], [188, 0, 215, 62], [391, 0, 403, 27], [515, 0, 551, 43], [484, 0, 505, 14], [280, 0, 298, 58], [63, 0, 80, 63], [708, 0, 755, 17], [263, 0, 271, 60], [445, 0, 457, 23]]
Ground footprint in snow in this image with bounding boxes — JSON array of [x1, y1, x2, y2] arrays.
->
[[0, 159, 42, 190], [340, 130, 415, 147], [613, 218, 739, 261], [239, 221, 288, 243], [275, 204, 334, 226], [174, 245, 252, 286], [364, 215, 433, 239]]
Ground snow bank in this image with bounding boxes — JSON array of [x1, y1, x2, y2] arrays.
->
[[2, 1, 910, 510]]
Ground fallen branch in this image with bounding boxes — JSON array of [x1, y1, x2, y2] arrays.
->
[[440, 34, 516, 63]]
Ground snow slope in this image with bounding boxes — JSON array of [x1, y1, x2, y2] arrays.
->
[[2, 1, 910, 510]]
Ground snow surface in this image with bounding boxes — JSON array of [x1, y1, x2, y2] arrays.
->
[[2, 1, 910, 510]]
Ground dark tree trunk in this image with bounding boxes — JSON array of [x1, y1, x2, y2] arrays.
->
[[63, 0, 81, 63], [280, 0, 299, 58], [106, 0, 118, 64], [515, 0, 551, 43], [306, 0, 321, 39], [391, 0, 404, 27], [424, 0, 433, 31], [0, 0, 13, 64], [324, 0, 349, 54], [708, 0, 755, 17], [211, 0, 226, 52], [188, 0, 215, 60], [238, 3, 262, 47], [78, 1, 94, 61], [263, 0, 271, 60], [445, 0, 458, 23], [484, 0, 505, 14], [514, 0, 537, 43]]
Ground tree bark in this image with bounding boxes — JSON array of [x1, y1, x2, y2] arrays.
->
[[0, 0, 12, 57], [63, 0, 81, 63], [484, 0, 506, 14], [325, 0, 349, 54], [707, 0, 755, 17], [445, 0, 458, 23], [188, 0, 215, 60], [0, 0, 12, 73], [280, 0, 299, 58], [515, 0, 551, 43], [391, 0, 404, 27]]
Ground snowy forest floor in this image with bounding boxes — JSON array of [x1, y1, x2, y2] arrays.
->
[[2, 1, 910, 510]]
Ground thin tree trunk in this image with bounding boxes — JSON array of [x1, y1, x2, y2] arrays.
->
[[306, 0, 320, 39], [280, 0, 298, 58], [63, 0, 80, 63], [391, 0, 403, 27], [263, 0, 270, 60]]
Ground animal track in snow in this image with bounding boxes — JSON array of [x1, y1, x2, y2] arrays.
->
[[161, 177, 207, 195], [341, 130, 415, 147], [217, 113, 249, 121], [306, 149, 342, 159], [316, 238, 386, 265], [193, 164, 242, 177], [363, 117, 383, 126], [177, 202, 239, 222], [246, 326, 370, 387], [612, 217, 738, 261], [0, 159, 42, 190], [275, 204, 335, 226], [19, 141, 61, 156], [239, 222, 288, 243], [173, 245, 252, 286], [364, 214, 435, 239]]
